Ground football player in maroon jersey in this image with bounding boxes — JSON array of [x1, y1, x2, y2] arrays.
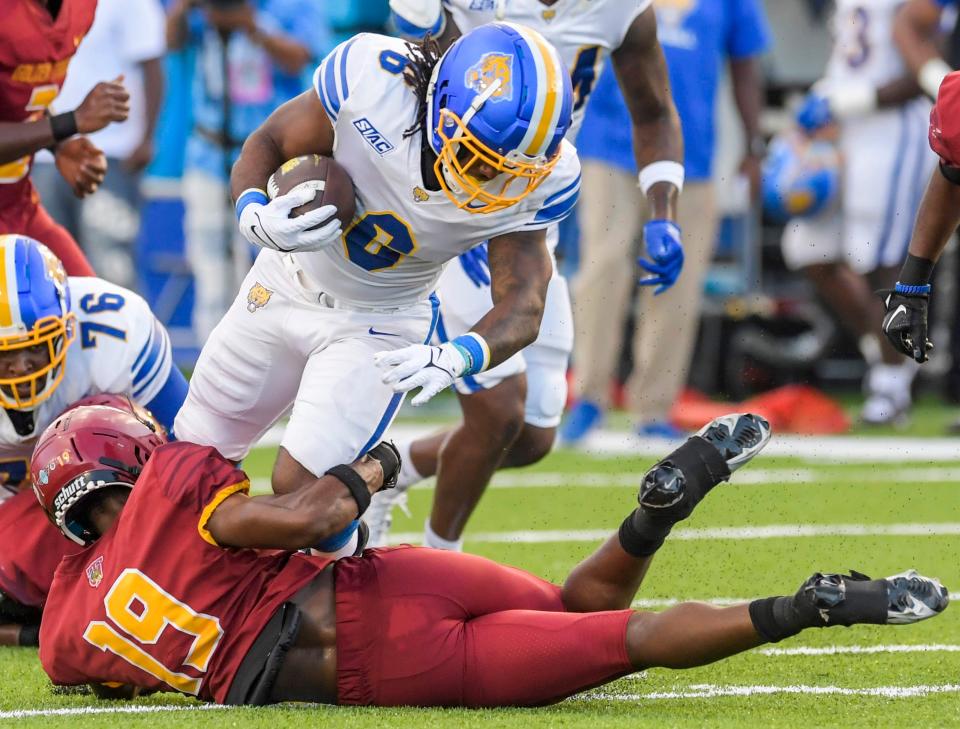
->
[[883, 72, 960, 362], [35, 408, 947, 707], [0, 0, 129, 275], [0, 395, 163, 648]]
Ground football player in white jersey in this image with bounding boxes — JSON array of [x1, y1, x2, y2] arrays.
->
[[778, 0, 935, 425], [0, 234, 186, 645], [372, 0, 684, 550], [173, 24, 582, 557]]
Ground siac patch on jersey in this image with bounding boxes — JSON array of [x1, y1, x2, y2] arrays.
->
[[353, 118, 395, 156], [465, 53, 514, 102]]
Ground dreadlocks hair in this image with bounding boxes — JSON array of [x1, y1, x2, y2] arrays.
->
[[402, 35, 443, 140]]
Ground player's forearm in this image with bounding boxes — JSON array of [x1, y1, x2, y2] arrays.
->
[[208, 458, 383, 550], [230, 128, 284, 201], [875, 74, 925, 108], [614, 8, 683, 221], [0, 119, 57, 165], [475, 236, 551, 366], [894, 0, 945, 76], [906, 168, 960, 264], [730, 56, 764, 151]]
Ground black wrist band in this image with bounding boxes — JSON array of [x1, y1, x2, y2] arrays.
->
[[940, 161, 960, 186], [325, 464, 371, 516], [50, 112, 78, 142], [899, 253, 936, 286]]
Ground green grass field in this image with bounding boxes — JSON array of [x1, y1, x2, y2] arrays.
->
[[3, 417, 960, 728]]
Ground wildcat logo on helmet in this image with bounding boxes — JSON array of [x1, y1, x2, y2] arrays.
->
[[246, 282, 273, 313], [86, 556, 104, 588], [465, 53, 514, 103]]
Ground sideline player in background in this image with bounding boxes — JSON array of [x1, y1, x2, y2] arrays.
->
[[174, 24, 582, 558], [34, 408, 948, 705], [375, 0, 683, 551], [0, 235, 188, 646], [882, 72, 960, 363], [894, 0, 955, 99], [780, 0, 934, 425], [0, 0, 130, 275]]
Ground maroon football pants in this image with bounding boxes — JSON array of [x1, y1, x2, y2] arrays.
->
[[0, 189, 94, 276], [334, 546, 634, 707]]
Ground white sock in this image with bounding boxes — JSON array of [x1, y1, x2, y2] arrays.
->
[[423, 519, 463, 551], [310, 530, 359, 560], [396, 439, 425, 490]]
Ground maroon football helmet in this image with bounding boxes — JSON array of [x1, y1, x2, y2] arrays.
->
[[31, 404, 167, 545]]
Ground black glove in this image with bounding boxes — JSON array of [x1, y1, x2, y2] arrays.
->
[[881, 285, 933, 363]]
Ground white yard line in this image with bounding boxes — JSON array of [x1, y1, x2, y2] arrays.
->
[[256, 423, 960, 462], [631, 593, 960, 609], [389, 522, 960, 545], [586, 683, 960, 700], [253, 466, 960, 495], [757, 644, 960, 656], [0, 703, 230, 719]]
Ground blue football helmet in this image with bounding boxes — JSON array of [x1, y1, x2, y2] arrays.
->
[[0, 235, 75, 410], [426, 22, 574, 213], [762, 132, 841, 223]]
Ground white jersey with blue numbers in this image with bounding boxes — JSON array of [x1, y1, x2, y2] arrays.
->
[[825, 0, 916, 87], [443, 0, 652, 142], [293, 33, 581, 309], [0, 277, 174, 475]]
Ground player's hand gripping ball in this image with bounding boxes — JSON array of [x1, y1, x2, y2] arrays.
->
[[239, 155, 357, 253]]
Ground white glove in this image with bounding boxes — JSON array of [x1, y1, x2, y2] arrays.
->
[[238, 187, 342, 253], [389, 0, 443, 35], [374, 342, 469, 406], [813, 78, 877, 120]]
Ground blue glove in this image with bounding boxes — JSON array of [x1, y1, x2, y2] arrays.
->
[[458, 243, 491, 288], [795, 92, 832, 133], [638, 220, 683, 295]]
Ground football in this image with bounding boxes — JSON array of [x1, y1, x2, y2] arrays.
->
[[266, 154, 357, 229]]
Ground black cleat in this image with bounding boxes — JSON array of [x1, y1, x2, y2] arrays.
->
[[638, 414, 771, 520], [695, 413, 771, 473], [798, 569, 948, 626]]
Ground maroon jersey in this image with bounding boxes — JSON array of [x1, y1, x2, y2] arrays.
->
[[0, 488, 76, 607], [39, 442, 328, 703], [0, 0, 96, 211], [930, 72, 960, 167]]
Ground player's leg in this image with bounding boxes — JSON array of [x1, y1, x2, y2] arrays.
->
[[842, 109, 933, 422], [566, 161, 644, 441], [424, 375, 527, 548], [276, 296, 439, 553], [561, 413, 770, 612], [20, 199, 94, 276], [629, 182, 717, 431], [500, 271, 574, 467], [173, 250, 307, 464]]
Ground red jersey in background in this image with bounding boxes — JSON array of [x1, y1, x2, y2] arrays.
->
[[0, 0, 96, 274], [0, 487, 76, 607]]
